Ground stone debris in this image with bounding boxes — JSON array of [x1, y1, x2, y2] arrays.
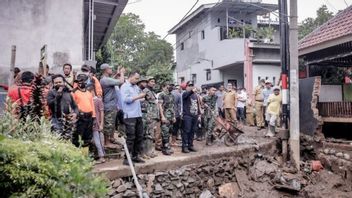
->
[[199, 190, 214, 198], [218, 182, 240, 198]]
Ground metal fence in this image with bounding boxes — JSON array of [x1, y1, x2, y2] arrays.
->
[[318, 102, 352, 118], [0, 91, 7, 115]]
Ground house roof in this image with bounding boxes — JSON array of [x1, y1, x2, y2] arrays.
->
[[84, 0, 128, 50], [298, 6, 352, 54], [168, 1, 278, 34]]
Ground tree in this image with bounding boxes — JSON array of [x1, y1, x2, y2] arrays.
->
[[96, 13, 174, 80], [299, 5, 334, 39]]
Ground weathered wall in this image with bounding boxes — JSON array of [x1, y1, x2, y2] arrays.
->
[[299, 77, 322, 135], [0, 0, 84, 83]]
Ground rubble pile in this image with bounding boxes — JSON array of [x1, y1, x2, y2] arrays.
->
[[107, 151, 352, 198]]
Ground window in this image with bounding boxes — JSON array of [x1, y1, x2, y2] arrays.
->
[[218, 18, 221, 23], [201, 30, 205, 40], [273, 77, 276, 85], [180, 42, 184, 50], [206, 69, 211, 81], [189, 31, 192, 38], [220, 27, 227, 41], [180, 77, 185, 83], [192, 74, 197, 85]]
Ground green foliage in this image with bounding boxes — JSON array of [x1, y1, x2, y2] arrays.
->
[[256, 26, 275, 41], [299, 5, 334, 39], [96, 13, 174, 77], [146, 63, 174, 91], [0, 111, 108, 198]]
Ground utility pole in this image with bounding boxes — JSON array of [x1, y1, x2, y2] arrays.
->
[[8, 45, 16, 86], [289, 0, 300, 170], [278, 0, 290, 163]]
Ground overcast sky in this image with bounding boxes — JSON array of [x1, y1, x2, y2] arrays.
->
[[123, 0, 350, 45]]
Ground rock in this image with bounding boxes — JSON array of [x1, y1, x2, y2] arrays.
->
[[113, 179, 123, 188], [323, 149, 330, 154], [125, 182, 133, 189], [218, 182, 240, 198], [111, 194, 123, 198], [155, 171, 167, 177], [123, 190, 136, 197], [344, 153, 351, 160], [200, 190, 214, 198], [154, 183, 164, 194], [329, 149, 336, 155], [146, 174, 155, 194], [336, 152, 344, 158], [108, 188, 116, 196], [187, 177, 196, 183], [116, 185, 127, 193], [175, 182, 183, 189]]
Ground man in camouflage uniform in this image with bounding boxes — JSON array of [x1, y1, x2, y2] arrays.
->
[[158, 82, 176, 155], [140, 77, 159, 158], [253, 79, 266, 130], [202, 87, 218, 146]]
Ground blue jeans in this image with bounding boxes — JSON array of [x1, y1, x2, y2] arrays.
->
[[237, 107, 245, 123], [182, 115, 198, 148]]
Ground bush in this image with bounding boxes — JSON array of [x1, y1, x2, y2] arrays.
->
[[0, 110, 108, 198]]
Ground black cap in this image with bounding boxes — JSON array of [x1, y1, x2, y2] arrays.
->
[[75, 74, 88, 82]]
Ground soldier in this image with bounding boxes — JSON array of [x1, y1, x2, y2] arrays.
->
[[141, 76, 159, 158], [158, 82, 176, 155], [253, 79, 266, 130], [202, 87, 218, 145]]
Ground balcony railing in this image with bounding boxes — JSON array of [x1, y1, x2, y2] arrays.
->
[[318, 102, 352, 118]]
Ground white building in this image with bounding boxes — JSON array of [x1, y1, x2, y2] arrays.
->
[[0, 0, 127, 83], [169, 0, 281, 94]]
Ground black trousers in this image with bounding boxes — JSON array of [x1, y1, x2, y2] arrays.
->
[[182, 115, 198, 148], [73, 114, 93, 147], [124, 117, 144, 158], [172, 117, 181, 137]]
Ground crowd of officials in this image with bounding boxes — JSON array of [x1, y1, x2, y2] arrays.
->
[[7, 63, 282, 165]]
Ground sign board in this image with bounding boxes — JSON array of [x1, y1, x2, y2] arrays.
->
[[40, 45, 47, 76]]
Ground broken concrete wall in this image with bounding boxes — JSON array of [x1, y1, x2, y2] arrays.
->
[[299, 76, 322, 135]]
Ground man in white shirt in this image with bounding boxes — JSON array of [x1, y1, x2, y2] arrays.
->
[[237, 88, 248, 124]]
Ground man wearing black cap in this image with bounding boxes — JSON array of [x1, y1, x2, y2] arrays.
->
[[80, 64, 103, 97], [71, 74, 95, 147], [181, 81, 200, 153]]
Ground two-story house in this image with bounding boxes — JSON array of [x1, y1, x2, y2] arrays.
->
[[169, 0, 281, 94]]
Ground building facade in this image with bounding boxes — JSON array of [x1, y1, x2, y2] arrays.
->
[[0, 0, 127, 83], [169, 1, 281, 94]]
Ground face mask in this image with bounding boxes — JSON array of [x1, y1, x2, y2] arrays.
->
[[79, 83, 86, 89]]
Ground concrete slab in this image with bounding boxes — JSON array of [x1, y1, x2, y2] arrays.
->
[[94, 127, 277, 179]]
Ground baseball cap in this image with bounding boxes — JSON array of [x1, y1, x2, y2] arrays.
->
[[100, 63, 113, 71], [75, 74, 88, 82], [273, 86, 280, 90], [81, 65, 90, 72], [265, 80, 271, 84], [187, 81, 194, 86]]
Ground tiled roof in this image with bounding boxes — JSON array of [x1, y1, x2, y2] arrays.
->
[[298, 6, 352, 50]]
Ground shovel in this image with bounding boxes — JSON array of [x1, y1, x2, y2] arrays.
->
[[120, 137, 149, 198]]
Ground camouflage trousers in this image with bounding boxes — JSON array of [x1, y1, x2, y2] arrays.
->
[[204, 116, 216, 138], [141, 114, 158, 156], [103, 110, 117, 138], [160, 121, 173, 148]]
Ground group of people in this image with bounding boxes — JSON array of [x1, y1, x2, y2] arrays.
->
[[7, 63, 282, 165]]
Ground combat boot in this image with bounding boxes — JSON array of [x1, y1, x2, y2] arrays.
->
[[162, 143, 172, 155], [206, 136, 213, 146]]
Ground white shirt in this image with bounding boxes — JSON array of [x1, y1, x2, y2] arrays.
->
[[237, 91, 248, 108]]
